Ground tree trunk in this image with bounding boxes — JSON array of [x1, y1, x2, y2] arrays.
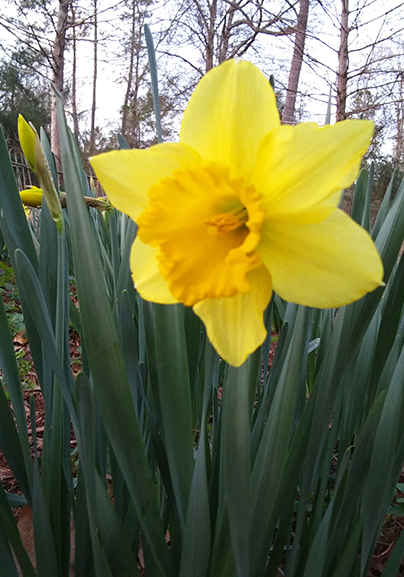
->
[[51, 0, 71, 177], [336, 0, 349, 122], [121, 1, 137, 139], [282, 0, 310, 125], [89, 0, 98, 156], [393, 72, 404, 169], [121, 0, 146, 148], [206, 0, 217, 72], [218, 3, 235, 64]]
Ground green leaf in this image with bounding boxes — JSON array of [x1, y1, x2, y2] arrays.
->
[[0, 124, 38, 270], [0, 372, 32, 501], [361, 341, 404, 573], [372, 170, 395, 240], [222, 358, 258, 577], [250, 306, 313, 577], [0, 534, 19, 577], [0, 478, 36, 577], [32, 458, 59, 577], [329, 519, 362, 577], [0, 287, 32, 481], [76, 372, 112, 577], [6, 493, 27, 507], [351, 168, 369, 227], [117, 133, 130, 149], [144, 24, 162, 143], [153, 304, 194, 531], [179, 371, 211, 577], [381, 525, 404, 577], [77, 371, 140, 577], [74, 469, 96, 577], [14, 248, 78, 424]]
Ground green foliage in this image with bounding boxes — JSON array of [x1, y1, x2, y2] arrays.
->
[[0, 259, 34, 388], [14, 349, 34, 389], [365, 153, 404, 201], [0, 261, 22, 330], [0, 260, 16, 285]]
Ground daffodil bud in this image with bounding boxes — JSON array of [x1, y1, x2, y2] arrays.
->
[[34, 133, 64, 234], [18, 115, 37, 173], [19, 186, 43, 207], [35, 133, 63, 233], [18, 115, 63, 234]]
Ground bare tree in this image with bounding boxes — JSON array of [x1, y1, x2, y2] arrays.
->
[[70, 2, 80, 142], [51, 0, 72, 174], [89, 0, 98, 156], [282, 0, 310, 124], [121, 0, 152, 145], [393, 71, 404, 167], [161, 0, 300, 76], [336, 0, 349, 121]]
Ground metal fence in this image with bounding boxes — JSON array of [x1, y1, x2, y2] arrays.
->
[[9, 147, 37, 191], [8, 147, 101, 195]]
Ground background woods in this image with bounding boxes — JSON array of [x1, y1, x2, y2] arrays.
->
[[1, 1, 404, 164]]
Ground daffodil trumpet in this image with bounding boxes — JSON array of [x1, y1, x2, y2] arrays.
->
[[90, 60, 383, 367]]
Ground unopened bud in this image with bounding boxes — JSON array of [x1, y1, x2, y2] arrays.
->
[[34, 134, 64, 234], [19, 186, 43, 207], [18, 115, 37, 173]]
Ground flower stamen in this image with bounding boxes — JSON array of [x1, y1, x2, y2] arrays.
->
[[206, 206, 248, 236]]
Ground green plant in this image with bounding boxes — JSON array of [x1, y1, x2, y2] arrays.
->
[[13, 348, 34, 389]]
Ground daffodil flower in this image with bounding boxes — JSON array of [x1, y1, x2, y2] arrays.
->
[[90, 60, 383, 367]]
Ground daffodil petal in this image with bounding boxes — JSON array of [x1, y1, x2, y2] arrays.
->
[[193, 265, 272, 367], [180, 60, 279, 178], [130, 238, 178, 304], [253, 120, 374, 223], [90, 143, 201, 221], [258, 209, 383, 308]]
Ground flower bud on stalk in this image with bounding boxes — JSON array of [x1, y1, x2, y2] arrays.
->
[[18, 114, 64, 234], [19, 186, 43, 208], [18, 115, 36, 173]]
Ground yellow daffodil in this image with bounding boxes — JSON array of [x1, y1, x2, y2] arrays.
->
[[90, 60, 383, 367]]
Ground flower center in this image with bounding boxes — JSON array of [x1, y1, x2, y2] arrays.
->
[[137, 160, 266, 306], [206, 206, 248, 236]]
